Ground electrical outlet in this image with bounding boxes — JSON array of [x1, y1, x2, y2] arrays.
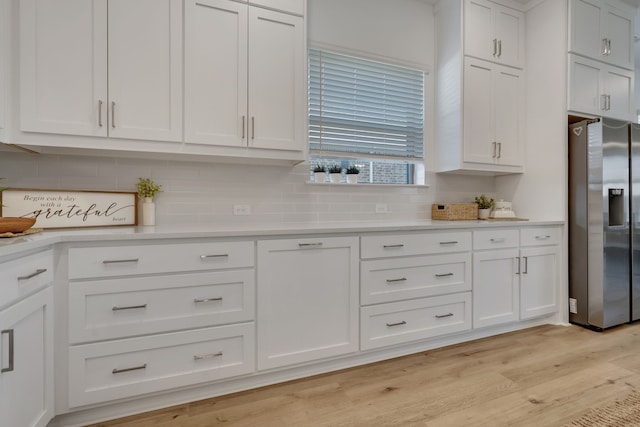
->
[[569, 298, 577, 314], [375, 203, 388, 213], [233, 204, 251, 216]]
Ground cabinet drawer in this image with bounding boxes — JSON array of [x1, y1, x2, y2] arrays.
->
[[0, 249, 53, 309], [68, 323, 255, 407], [68, 241, 254, 279], [68, 270, 255, 343], [520, 227, 561, 247], [361, 253, 471, 305], [361, 231, 471, 259], [360, 293, 472, 351], [473, 229, 519, 250]]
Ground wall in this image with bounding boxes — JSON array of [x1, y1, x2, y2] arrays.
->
[[0, 0, 497, 227]]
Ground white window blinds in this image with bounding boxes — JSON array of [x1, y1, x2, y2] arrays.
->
[[308, 49, 425, 159]]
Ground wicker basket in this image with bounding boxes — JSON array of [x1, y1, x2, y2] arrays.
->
[[431, 203, 478, 220]]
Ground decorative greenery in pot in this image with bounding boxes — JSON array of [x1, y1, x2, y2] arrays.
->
[[137, 178, 161, 226], [312, 164, 327, 183], [474, 194, 494, 219], [328, 164, 343, 183], [346, 165, 360, 184]]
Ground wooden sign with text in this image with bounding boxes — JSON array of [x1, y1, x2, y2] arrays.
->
[[0, 189, 137, 228]]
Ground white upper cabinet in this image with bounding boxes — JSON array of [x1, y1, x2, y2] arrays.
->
[[20, 0, 182, 142], [249, 0, 304, 15], [569, 0, 634, 70], [464, 0, 524, 69], [185, 1, 305, 153]]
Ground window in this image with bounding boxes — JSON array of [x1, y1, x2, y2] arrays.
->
[[308, 49, 425, 184]]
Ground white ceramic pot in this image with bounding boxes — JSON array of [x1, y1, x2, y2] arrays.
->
[[141, 197, 156, 226], [346, 174, 358, 184], [330, 173, 342, 183], [314, 172, 326, 183], [478, 208, 491, 220]]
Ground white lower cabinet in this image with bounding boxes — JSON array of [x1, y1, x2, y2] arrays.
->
[[0, 286, 54, 427], [256, 237, 359, 370]]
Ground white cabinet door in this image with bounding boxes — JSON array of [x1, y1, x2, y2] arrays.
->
[[0, 287, 53, 427], [569, 0, 634, 70], [108, 0, 182, 141], [248, 7, 305, 152], [463, 59, 494, 165], [257, 237, 359, 370], [249, 0, 304, 15], [20, 0, 108, 137], [464, 0, 524, 69], [520, 246, 559, 319], [494, 66, 523, 167], [473, 248, 519, 328], [568, 54, 634, 121], [184, 0, 248, 147]]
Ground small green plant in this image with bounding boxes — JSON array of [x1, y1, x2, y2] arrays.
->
[[474, 194, 495, 210], [328, 164, 343, 174], [346, 165, 360, 175], [312, 164, 326, 173], [137, 177, 162, 199]]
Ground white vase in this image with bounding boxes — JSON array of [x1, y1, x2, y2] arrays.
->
[[330, 173, 342, 183], [314, 172, 326, 183], [141, 197, 156, 226], [346, 174, 358, 184], [478, 208, 491, 220]]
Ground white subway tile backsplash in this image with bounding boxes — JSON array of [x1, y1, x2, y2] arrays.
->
[[0, 152, 497, 226]]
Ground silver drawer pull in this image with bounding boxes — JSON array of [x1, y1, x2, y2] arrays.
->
[[17, 268, 47, 281], [435, 313, 454, 319], [112, 304, 147, 311], [435, 273, 454, 278], [103, 258, 139, 264], [490, 238, 505, 243], [112, 364, 146, 374], [1, 329, 14, 373], [386, 278, 407, 283], [383, 244, 404, 249], [298, 243, 323, 247], [386, 321, 407, 327], [194, 351, 223, 361], [200, 254, 229, 259], [439, 241, 458, 245], [194, 297, 223, 303], [535, 235, 551, 240]]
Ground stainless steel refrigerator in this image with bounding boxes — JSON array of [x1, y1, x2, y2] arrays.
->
[[568, 117, 640, 330]]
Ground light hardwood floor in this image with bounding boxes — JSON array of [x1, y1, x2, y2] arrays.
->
[[87, 323, 640, 427]]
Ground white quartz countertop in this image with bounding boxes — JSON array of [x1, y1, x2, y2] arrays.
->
[[0, 219, 564, 258]]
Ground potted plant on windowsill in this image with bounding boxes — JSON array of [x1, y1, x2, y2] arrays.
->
[[474, 194, 494, 220], [0, 178, 36, 233], [312, 164, 327, 183], [328, 164, 343, 183], [345, 165, 360, 184], [137, 177, 162, 226]]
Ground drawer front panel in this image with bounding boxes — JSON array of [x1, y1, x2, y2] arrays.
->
[[361, 253, 471, 305], [68, 323, 255, 407], [361, 231, 471, 259], [69, 270, 255, 343], [360, 293, 472, 351], [520, 227, 561, 247], [68, 241, 254, 279], [0, 249, 53, 308], [473, 229, 519, 250]]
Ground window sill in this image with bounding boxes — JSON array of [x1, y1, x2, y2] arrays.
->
[[305, 181, 430, 188]]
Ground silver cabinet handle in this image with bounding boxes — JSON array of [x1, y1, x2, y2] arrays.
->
[[516, 256, 520, 275], [112, 364, 146, 374], [497, 39, 502, 57], [17, 268, 47, 281], [1, 329, 14, 373], [435, 272, 454, 278], [601, 94, 607, 111], [383, 244, 404, 249], [103, 258, 139, 264], [497, 142, 502, 159], [608, 39, 611, 55], [523, 256, 528, 274], [98, 100, 103, 127], [194, 351, 223, 361], [386, 321, 407, 327], [298, 242, 323, 247], [602, 38, 608, 55], [490, 238, 505, 243], [492, 141, 497, 158], [242, 115, 245, 139], [386, 278, 407, 283], [493, 38, 497, 56], [112, 304, 147, 311], [439, 241, 458, 245], [194, 297, 223, 303], [111, 101, 116, 128], [251, 117, 255, 139], [435, 313, 454, 319], [607, 94, 611, 111], [200, 254, 229, 259], [535, 235, 551, 240]]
